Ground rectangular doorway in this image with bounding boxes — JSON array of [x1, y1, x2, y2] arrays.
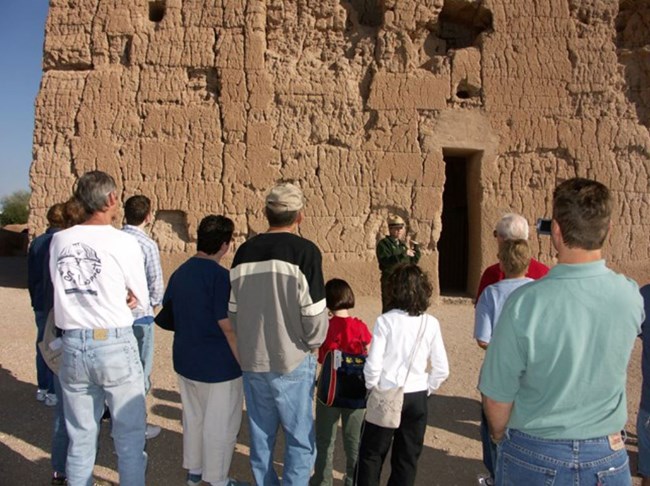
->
[[438, 150, 482, 296]]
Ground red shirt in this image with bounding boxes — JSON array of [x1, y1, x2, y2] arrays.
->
[[318, 315, 372, 364], [476, 258, 549, 300]]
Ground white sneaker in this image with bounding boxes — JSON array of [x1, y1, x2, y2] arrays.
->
[[477, 474, 494, 486], [145, 424, 161, 439], [36, 388, 48, 401], [44, 393, 58, 407]]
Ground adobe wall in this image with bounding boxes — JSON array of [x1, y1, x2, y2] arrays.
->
[[30, 0, 650, 296]]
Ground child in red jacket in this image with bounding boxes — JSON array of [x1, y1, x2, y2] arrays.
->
[[311, 279, 372, 486]]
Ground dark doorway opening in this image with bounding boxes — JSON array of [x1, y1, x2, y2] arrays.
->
[[438, 156, 469, 294]]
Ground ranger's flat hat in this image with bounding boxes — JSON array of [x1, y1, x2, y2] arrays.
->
[[387, 214, 405, 226], [266, 183, 304, 212]]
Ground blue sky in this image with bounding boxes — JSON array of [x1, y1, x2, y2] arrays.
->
[[0, 1, 49, 201]]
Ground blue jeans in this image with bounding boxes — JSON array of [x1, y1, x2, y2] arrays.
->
[[496, 429, 631, 486], [51, 375, 70, 475], [60, 328, 147, 486], [243, 354, 317, 486], [637, 408, 650, 478], [35, 310, 54, 392], [480, 409, 496, 477], [132, 318, 154, 394]]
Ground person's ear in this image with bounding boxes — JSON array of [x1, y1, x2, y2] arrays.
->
[[296, 211, 303, 225], [551, 219, 562, 247], [107, 191, 118, 209]]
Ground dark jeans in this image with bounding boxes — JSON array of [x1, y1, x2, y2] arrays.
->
[[480, 408, 496, 477], [35, 310, 54, 393], [355, 390, 428, 486]]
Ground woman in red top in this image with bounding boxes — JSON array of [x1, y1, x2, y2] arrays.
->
[[311, 279, 372, 486]]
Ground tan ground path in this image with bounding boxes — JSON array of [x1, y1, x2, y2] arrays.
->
[[0, 256, 643, 485]]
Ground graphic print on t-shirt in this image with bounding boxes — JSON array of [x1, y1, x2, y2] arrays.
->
[[57, 242, 102, 295]]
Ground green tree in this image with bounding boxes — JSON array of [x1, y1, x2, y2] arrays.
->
[[0, 190, 30, 225]]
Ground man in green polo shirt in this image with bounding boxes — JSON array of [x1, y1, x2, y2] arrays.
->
[[479, 178, 643, 485]]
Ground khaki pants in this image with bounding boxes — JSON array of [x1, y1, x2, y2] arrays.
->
[[177, 375, 244, 485]]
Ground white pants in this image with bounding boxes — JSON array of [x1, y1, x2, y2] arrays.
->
[[177, 375, 244, 485]]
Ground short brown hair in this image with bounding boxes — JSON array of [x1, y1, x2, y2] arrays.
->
[[46, 203, 66, 229], [124, 195, 152, 226], [552, 178, 611, 250], [265, 206, 299, 227], [498, 239, 530, 277], [197, 215, 234, 255], [63, 197, 88, 227], [386, 263, 432, 316], [325, 278, 355, 311]]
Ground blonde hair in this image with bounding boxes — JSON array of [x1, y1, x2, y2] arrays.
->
[[498, 239, 531, 277]]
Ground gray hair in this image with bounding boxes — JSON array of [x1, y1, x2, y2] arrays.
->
[[74, 171, 117, 214], [495, 213, 529, 240]]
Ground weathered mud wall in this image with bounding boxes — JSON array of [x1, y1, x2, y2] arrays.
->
[[30, 0, 650, 295]]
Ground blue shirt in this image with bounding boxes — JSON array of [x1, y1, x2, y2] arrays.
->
[[474, 277, 533, 344], [640, 285, 650, 412], [122, 225, 164, 319], [27, 228, 59, 312], [165, 257, 241, 383]]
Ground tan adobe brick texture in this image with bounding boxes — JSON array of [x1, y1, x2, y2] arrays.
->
[[30, 0, 650, 296]]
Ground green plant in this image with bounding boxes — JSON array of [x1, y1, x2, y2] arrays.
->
[[0, 190, 30, 225]]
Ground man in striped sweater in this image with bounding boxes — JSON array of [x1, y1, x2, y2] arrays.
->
[[229, 182, 328, 486]]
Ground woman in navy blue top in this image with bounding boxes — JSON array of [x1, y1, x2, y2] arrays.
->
[[163, 215, 248, 486]]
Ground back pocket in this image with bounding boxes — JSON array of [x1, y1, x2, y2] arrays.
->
[[501, 451, 557, 486]]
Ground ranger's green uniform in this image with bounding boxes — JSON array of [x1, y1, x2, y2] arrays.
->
[[376, 236, 421, 312]]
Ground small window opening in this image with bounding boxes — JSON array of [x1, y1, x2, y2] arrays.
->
[[455, 79, 481, 100], [149, 1, 166, 23], [438, 0, 493, 50], [344, 0, 383, 28]]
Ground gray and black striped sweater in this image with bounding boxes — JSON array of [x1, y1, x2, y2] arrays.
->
[[229, 231, 328, 373]]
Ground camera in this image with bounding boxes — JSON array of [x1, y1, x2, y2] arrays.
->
[[536, 218, 552, 236]]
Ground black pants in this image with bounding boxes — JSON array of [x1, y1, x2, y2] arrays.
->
[[380, 275, 391, 314], [355, 390, 428, 486]]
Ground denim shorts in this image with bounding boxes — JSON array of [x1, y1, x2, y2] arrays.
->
[[496, 429, 631, 486], [638, 408, 650, 478]]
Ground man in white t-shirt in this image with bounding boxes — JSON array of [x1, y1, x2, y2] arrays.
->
[[49, 171, 150, 485]]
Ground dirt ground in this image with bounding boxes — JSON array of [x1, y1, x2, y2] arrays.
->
[[0, 255, 644, 485]]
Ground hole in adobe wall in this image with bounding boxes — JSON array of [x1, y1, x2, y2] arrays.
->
[[614, 0, 650, 128], [455, 79, 481, 100], [121, 37, 132, 66], [343, 0, 383, 28], [187, 68, 219, 101], [151, 210, 190, 252], [438, 0, 493, 50], [616, 0, 650, 49], [149, 1, 166, 22]]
